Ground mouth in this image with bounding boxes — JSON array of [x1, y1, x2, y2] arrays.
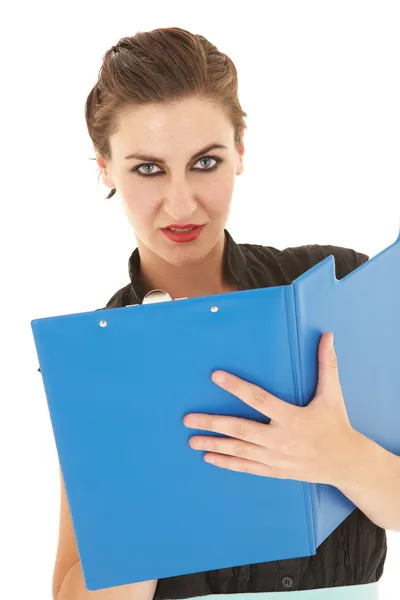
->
[[161, 225, 205, 242], [162, 224, 203, 232]]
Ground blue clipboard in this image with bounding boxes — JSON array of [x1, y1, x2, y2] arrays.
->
[[31, 231, 400, 591]]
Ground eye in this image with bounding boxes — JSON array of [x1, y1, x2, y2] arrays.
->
[[131, 156, 223, 177]]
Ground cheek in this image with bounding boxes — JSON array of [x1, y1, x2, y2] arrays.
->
[[121, 191, 160, 230], [203, 179, 235, 215]]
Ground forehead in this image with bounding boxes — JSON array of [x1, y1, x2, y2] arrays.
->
[[111, 98, 233, 157]]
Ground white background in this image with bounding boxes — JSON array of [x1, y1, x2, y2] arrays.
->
[[1, 1, 399, 598]]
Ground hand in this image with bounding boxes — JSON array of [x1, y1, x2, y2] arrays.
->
[[183, 332, 360, 486]]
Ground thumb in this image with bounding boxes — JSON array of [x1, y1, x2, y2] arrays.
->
[[315, 332, 342, 398]]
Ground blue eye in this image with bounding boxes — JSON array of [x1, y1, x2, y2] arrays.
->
[[131, 156, 223, 177]]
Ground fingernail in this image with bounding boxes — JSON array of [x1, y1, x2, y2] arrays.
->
[[212, 371, 225, 384]]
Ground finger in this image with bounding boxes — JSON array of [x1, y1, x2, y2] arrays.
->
[[184, 414, 278, 447], [211, 371, 299, 424], [316, 332, 342, 397], [189, 435, 270, 464], [203, 453, 285, 479]]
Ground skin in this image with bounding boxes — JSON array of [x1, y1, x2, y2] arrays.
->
[[96, 96, 244, 300]]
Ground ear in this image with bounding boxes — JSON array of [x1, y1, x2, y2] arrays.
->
[[236, 133, 245, 175], [95, 148, 115, 190]]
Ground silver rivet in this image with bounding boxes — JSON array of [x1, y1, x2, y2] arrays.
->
[[99, 320, 107, 327], [210, 305, 219, 313]]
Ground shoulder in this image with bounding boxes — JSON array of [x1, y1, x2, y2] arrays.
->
[[96, 283, 135, 311], [240, 241, 369, 284], [279, 243, 369, 278]]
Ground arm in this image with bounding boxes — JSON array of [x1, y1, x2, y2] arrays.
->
[[53, 466, 158, 600], [56, 560, 158, 600], [334, 430, 400, 532]]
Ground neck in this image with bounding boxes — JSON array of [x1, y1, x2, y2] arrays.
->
[[137, 232, 237, 300]]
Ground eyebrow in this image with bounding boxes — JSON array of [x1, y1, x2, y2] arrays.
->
[[124, 143, 228, 163]]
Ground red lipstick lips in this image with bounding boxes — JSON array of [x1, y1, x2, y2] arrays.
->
[[161, 224, 205, 243]]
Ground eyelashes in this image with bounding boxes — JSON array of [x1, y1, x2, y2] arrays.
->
[[131, 156, 224, 178]]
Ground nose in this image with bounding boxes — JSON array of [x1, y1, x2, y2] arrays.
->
[[163, 180, 198, 221]]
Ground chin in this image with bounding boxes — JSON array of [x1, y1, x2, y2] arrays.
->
[[138, 225, 223, 265], [161, 246, 208, 268]]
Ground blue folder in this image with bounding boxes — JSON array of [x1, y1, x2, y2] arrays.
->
[[31, 231, 400, 591]]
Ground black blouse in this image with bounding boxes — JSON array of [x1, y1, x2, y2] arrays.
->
[[101, 229, 387, 595]]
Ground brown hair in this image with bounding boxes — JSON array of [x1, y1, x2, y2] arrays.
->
[[85, 27, 248, 200]]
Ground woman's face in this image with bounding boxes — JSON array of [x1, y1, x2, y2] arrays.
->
[[96, 97, 244, 267]]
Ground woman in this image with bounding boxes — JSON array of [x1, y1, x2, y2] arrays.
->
[[53, 27, 393, 600]]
